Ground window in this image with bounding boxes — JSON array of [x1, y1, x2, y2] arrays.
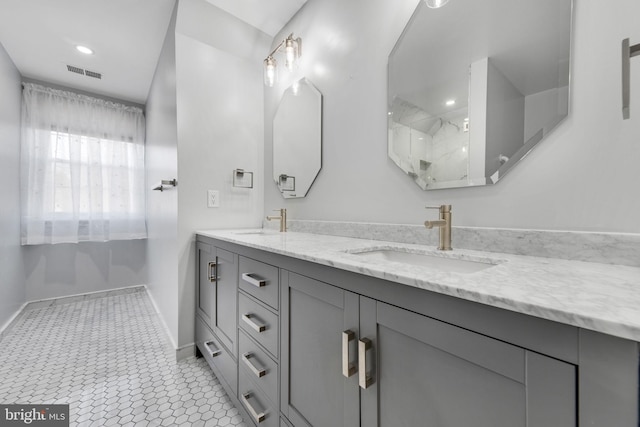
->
[[21, 83, 146, 244]]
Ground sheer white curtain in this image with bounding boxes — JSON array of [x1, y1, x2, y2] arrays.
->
[[20, 83, 147, 244]]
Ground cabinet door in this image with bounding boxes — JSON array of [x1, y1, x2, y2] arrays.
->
[[212, 248, 238, 356], [196, 242, 238, 357], [360, 300, 576, 427], [281, 271, 360, 427], [196, 242, 215, 327]]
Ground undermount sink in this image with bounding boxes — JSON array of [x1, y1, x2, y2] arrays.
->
[[349, 247, 501, 274], [233, 230, 272, 235]]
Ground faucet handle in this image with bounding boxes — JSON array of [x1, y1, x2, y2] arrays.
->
[[425, 205, 451, 212]]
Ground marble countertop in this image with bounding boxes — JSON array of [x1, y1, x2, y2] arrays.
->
[[197, 229, 640, 342]]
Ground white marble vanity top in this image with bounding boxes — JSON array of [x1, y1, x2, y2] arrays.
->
[[197, 229, 640, 342]]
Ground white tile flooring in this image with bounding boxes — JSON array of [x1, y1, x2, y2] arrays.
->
[[0, 288, 247, 427]]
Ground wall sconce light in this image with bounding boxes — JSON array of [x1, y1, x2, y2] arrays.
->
[[264, 33, 302, 87], [425, 0, 450, 8]]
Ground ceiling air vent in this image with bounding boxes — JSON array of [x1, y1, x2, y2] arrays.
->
[[84, 70, 102, 80], [67, 65, 85, 75], [66, 65, 102, 80]]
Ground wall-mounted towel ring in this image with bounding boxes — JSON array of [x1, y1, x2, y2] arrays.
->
[[153, 179, 177, 192], [622, 38, 640, 119], [233, 169, 254, 188]]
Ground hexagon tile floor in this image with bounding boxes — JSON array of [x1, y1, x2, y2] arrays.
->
[[0, 287, 248, 427]]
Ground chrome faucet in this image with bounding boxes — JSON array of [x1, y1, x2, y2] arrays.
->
[[424, 205, 452, 250], [266, 208, 287, 232]]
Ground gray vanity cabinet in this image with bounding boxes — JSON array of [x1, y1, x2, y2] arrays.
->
[[196, 241, 238, 356], [196, 234, 638, 427]]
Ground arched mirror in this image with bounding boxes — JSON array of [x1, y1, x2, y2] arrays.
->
[[388, 0, 573, 190], [273, 78, 322, 198]]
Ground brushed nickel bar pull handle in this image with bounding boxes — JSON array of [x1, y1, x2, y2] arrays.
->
[[204, 340, 222, 358], [342, 330, 357, 377], [208, 261, 217, 282], [242, 352, 267, 378], [242, 273, 266, 288], [622, 38, 640, 119], [358, 338, 374, 389], [242, 313, 267, 333], [241, 392, 266, 423]]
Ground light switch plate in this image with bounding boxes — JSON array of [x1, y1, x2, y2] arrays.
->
[[207, 190, 220, 208]]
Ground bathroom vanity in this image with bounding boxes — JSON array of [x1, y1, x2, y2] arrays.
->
[[194, 229, 640, 427]]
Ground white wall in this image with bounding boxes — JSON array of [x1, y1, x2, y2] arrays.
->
[[176, 0, 270, 347], [145, 0, 269, 353], [0, 41, 25, 328], [264, 0, 640, 233], [146, 3, 180, 347]]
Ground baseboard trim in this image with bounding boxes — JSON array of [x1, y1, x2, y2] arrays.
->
[[176, 343, 195, 361], [142, 285, 193, 361], [0, 301, 29, 340], [24, 285, 146, 311]]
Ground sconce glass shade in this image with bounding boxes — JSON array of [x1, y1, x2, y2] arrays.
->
[[264, 56, 277, 87], [425, 0, 450, 8], [284, 37, 299, 71]]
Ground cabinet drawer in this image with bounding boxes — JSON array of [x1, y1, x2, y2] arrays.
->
[[239, 329, 278, 406], [239, 369, 279, 427], [195, 315, 237, 395], [239, 293, 279, 358], [239, 256, 279, 310]]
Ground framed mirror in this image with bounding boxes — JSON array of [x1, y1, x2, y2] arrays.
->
[[388, 0, 573, 190], [273, 78, 322, 198]]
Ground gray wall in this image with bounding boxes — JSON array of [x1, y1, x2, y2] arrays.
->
[[146, 2, 180, 349], [0, 41, 25, 329], [264, 0, 640, 234]]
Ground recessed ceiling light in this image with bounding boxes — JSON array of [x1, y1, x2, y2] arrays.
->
[[76, 45, 94, 55], [445, 99, 456, 106]]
